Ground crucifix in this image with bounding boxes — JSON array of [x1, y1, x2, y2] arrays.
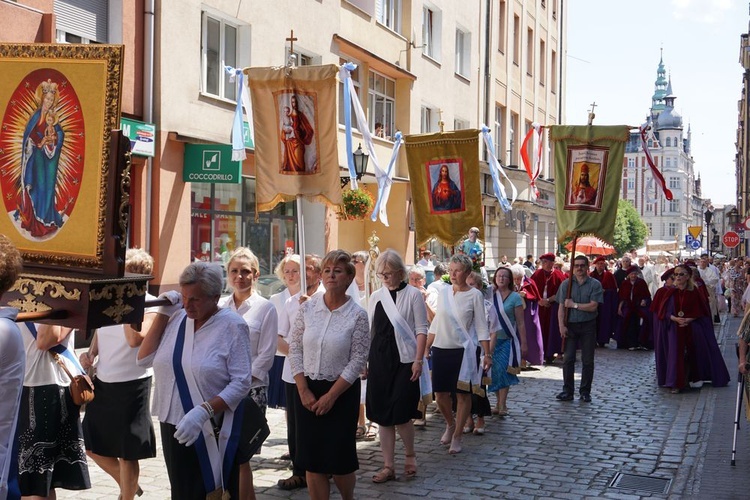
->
[[286, 30, 298, 57], [587, 101, 597, 126]]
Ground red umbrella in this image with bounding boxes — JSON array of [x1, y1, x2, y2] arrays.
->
[[564, 236, 615, 256]]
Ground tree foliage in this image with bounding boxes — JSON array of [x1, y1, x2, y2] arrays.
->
[[613, 199, 648, 255]]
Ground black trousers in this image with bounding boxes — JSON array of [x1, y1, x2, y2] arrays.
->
[[285, 382, 305, 476], [562, 319, 597, 396]]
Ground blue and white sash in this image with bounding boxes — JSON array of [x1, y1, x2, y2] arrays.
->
[[493, 292, 522, 370], [25, 322, 85, 375], [376, 287, 432, 403], [173, 316, 243, 498], [441, 289, 483, 396]]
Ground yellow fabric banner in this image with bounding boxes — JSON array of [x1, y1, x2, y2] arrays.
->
[[246, 64, 341, 212], [404, 129, 483, 247], [549, 125, 630, 245]]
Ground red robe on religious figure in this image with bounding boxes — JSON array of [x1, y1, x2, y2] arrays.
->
[[616, 277, 653, 349], [530, 268, 566, 362]]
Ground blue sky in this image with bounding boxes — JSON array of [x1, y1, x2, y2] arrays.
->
[[565, 0, 747, 205]]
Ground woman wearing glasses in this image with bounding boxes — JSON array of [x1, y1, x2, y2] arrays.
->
[[366, 250, 428, 483], [652, 264, 729, 393]]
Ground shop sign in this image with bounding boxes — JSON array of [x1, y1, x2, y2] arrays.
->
[[183, 144, 241, 184], [120, 118, 155, 157], [243, 121, 254, 149]]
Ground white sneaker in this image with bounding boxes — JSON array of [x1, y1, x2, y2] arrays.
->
[[689, 381, 704, 389]]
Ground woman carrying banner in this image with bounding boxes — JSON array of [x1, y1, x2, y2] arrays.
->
[[366, 250, 428, 483], [426, 254, 490, 455], [652, 264, 729, 394], [489, 267, 527, 417], [137, 262, 253, 499], [288, 250, 369, 500]]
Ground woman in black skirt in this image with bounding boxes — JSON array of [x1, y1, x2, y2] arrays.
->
[[366, 250, 428, 483], [288, 250, 370, 500]]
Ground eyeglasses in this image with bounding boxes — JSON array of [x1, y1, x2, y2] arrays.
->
[[673, 272, 688, 277], [376, 272, 394, 279]]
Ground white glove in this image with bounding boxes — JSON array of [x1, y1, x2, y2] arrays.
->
[[157, 290, 182, 317], [174, 404, 211, 446]]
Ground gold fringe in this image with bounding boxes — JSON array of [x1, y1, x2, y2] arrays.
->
[[420, 393, 433, 407], [481, 375, 492, 386], [456, 380, 471, 393]]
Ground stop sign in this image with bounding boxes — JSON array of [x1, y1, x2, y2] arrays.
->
[[723, 231, 741, 248]]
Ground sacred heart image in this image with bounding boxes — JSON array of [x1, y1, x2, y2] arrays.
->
[[0, 68, 85, 241], [427, 159, 466, 214], [275, 90, 320, 175]]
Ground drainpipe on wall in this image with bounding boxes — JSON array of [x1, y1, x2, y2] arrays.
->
[[143, 0, 155, 252]]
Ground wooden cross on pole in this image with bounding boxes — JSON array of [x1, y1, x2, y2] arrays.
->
[[286, 30, 298, 57]]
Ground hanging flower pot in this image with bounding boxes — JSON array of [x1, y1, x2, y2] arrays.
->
[[338, 187, 375, 221]]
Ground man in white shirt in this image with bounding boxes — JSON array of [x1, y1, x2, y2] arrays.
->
[[417, 250, 432, 267], [699, 253, 722, 323]]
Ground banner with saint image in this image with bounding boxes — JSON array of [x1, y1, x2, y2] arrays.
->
[[549, 125, 630, 245], [405, 129, 483, 247], [247, 64, 341, 212]]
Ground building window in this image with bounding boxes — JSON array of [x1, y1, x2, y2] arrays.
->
[[627, 158, 635, 168], [455, 28, 471, 77], [422, 5, 441, 60], [665, 137, 672, 147], [454, 118, 469, 130], [627, 178, 635, 190], [552, 0, 558, 19], [539, 39, 546, 86], [646, 222, 652, 235], [512, 15, 520, 65], [54, 0, 108, 43], [338, 58, 361, 127], [550, 50, 557, 93], [669, 177, 680, 189], [420, 106, 435, 133], [202, 12, 239, 101], [377, 0, 402, 33], [526, 28, 534, 76], [498, 1, 506, 53], [509, 112, 519, 165], [494, 105, 505, 158], [667, 222, 677, 237], [369, 71, 395, 139], [669, 200, 680, 213]]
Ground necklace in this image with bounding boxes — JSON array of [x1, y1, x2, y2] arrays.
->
[[676, 289, 685, 317]]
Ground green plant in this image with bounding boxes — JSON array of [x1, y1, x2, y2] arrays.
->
[[338, 187, 375, 220]]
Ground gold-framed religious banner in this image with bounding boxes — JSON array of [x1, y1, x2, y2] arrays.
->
[[0, 43, 124, 273]]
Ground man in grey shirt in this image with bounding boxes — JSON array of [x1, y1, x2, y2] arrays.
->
[[555, 255, 604, 402]]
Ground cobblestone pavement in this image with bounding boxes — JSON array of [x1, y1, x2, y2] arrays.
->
[[59, 315, 750, 499]]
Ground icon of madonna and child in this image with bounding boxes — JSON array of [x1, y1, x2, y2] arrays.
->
[[0, 70, 85, 241], [427, 161, 465, 214]]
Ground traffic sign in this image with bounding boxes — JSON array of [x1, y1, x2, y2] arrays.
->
[[690, 240, 701, 250], [743, 216, 750, 230], [723, 231, 741, 248], [688, 226, 702, 239], [685, 235, 694, 246]]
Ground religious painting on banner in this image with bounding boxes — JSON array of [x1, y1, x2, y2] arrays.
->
[[247, 64, 341, 212], [405, 129, 483, 247], [549, 125, 630, 245]]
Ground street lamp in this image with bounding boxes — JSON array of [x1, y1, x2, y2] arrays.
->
[[704, 205, 714, 256], [340, 143, 369, 188]]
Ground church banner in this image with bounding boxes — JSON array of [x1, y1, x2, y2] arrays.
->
[[246, 64, 341, 212], [549, 125, 630, 245], [405, 129, 483, 247]]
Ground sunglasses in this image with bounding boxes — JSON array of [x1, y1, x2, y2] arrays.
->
[[673, 272, 688, 277]]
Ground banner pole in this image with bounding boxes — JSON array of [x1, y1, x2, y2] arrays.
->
[[297, 195, 307, 293]]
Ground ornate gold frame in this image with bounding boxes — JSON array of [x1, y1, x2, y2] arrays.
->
[[0, 43, 124, 272]]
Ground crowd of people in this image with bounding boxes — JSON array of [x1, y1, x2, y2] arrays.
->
[[1, 230, 747, 499]]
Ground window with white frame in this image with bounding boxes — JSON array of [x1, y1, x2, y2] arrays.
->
[[420, 107, 434, 133], [377, 0, 402, 33], [526, 28, 534, 76], [422, 5, 442, 60], [627, 177, 635, 190], [550, 50, 557, 92], [668, 177, 680, 189], [338, 58, 361, 127], [669, 200, 680, 213], [454, 118, 469, 130], [667, 222, 677, 237], [665, 137, 672, 147], [455, 28, 471, 77], [498, 1, 507, 53], [627, 157, 635, 168], [369, 71, 395, 139], [665, 157, 671, 167], [202, 12, 240, 101], [345, 0, 375, 16], [512, 15, 520, 65], [54, 0, 108, 43], [539, 39, 546, 86], [494, 105, 505, 158], [509, 112, 519, 165]]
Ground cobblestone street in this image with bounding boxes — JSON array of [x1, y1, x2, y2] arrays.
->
[[61, 314, 750, 499]]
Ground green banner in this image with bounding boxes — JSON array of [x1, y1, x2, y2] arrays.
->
[[183, 144, 241, 184]]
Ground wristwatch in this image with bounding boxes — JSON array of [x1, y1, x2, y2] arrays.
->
[[574, 303, 579, 309]]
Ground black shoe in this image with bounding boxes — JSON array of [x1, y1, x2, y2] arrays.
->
[[580, 394, 592, 403], [556, 392, 574, 401]]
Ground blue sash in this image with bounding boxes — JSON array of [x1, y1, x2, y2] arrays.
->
[[172, 316, 244, 495], [25, 322, 85, 375], [492, 293, 521, 369]]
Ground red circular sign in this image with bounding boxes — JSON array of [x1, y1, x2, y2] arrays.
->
[[723, 231, 741, 248]]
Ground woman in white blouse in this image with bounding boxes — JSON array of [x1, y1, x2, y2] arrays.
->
[[137, 262, 252, 499], [218, 247, 278, 415], [426, 254, 491, 455], [288, 250, 370, 500], [366, 250, 428, 483]]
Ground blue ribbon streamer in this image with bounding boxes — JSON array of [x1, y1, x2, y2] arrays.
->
[[342, 62, 357, 181], [226, 66, 245, 161], [481, 126, 512, 212]]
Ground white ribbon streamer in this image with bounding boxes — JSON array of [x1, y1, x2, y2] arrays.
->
[[481, 126, 517, 212]]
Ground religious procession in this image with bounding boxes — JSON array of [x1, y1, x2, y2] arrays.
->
[[3, 2, 750, 500]]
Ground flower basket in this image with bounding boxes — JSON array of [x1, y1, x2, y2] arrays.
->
[[338, 187, 375, 221]]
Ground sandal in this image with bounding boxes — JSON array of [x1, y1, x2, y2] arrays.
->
[[355, 425, 367, 440], [440, 424, 456, 445], [372, 466, 396, 483], [404, 454, 417, 478], [448, 437, 462, 454], [277, 475, 307, 490]]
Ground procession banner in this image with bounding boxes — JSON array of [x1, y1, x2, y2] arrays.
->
[[549, 125, 630, 245], [404, 129, 483, 247], [246, 64, 341, 212]]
